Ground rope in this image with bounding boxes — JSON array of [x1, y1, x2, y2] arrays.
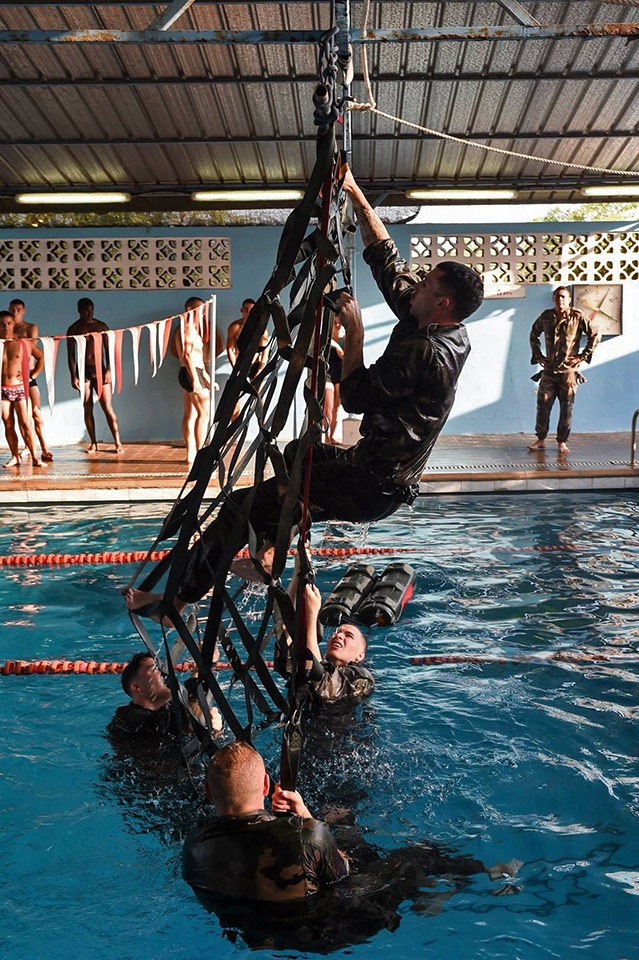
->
[[0, 659, 273, 676], [353, 2, 639, 178], [410, 651, 639, 666], [0, 542, 632, 568]]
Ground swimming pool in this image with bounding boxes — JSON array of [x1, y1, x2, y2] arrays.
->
[[2, 493, 639, 959]]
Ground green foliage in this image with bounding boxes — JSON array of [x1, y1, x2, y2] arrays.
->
[[534, 202, 639, 223]]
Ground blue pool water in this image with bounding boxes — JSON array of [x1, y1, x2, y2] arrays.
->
[[2, 493, 639, 959]]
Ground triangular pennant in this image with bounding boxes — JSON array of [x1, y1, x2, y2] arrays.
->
[[89, 331, 104, 400], [40, 337, 59, 413], [146, 323, 158, 378], [73, 335, 86, 392], [129, 326, 141, 385], [113, 329, 124, 394]]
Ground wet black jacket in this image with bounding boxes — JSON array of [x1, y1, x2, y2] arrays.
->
[[340, 239, 471, 486]]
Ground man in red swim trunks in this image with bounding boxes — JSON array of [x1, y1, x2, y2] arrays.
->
[[0, 310, 42, 468]]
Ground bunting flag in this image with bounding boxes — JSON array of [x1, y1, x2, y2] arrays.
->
[[113, 329, 124, 394], [146, 323, 158, 378], [105, 330, 117, 393], [0, 297, 214, 412], [19, 340, 31, 396], [73, 335, 86, 393], [89, 331, 104, 400], [159, 317, 172, 364], [129, 326, 141, 385], [0, 341, 4, 399], [40, 337, 59, 412]]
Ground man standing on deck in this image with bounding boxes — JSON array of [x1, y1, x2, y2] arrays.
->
[[66, 298, 123, 454], [9, 298, 53, 462], [528, 286, 600, 456], [126, 168, 483, 617]]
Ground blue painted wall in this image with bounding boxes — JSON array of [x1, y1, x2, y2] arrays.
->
[[1, 221, 637, 449]]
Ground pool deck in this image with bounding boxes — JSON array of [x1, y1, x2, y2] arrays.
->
[[1, 432, 638, 504]]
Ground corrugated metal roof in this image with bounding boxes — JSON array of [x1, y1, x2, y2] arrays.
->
[[0, 1, 637, 211]]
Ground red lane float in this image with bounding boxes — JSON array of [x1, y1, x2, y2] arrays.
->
[[1, 659, 274, 676], [0, 545, 421, 569]]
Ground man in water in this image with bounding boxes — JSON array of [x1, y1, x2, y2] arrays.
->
[[108, 651, 222, 740], [183, 741, 520, 950], [275, 582, 374, 706], [126, 168, 483, 618], [528, 285, 600, 456], [66, 297, 123, 453], [182, 740, 350, 904]]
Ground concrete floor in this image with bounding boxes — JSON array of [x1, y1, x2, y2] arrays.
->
[[1, 432, 638, 504]]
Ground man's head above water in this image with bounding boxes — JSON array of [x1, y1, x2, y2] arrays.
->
[[325, 621, 367, 666]]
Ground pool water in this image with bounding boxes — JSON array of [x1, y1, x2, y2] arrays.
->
[[2, 493, 639, 959]]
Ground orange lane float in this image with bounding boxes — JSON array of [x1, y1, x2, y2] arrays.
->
[[1, 659, 274, 676]]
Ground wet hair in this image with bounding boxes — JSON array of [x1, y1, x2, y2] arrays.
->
[[242, 298, 256, 308], [121, 652, 154, 696], [435, 262, 484, 321], [0, 310, 13, 321], [9, 298, 25, 309], [184, 296, 205, 310], [553, 286, 571, 299], [77, 297, 94, 310], [206, 741, 265, 807]]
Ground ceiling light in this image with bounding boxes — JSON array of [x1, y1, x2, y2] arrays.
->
[[406, 188, 518, 201], [192, 189, 304, 203], [580, 184, 639, 198], [15, 191, 131, 205]]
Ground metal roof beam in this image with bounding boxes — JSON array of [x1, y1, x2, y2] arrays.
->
[[6, 130, 636, 145], [148, 0, 196, 31], [1, 69, 636, 86], [495, 0, 540, 27], [0, 24, 638, 43]]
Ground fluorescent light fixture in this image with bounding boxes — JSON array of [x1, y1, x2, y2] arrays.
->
[[580, 184, 639, 198], [15, 191, 131, 205], [406, 188, 518, 201], [192, 189, 304, 203]]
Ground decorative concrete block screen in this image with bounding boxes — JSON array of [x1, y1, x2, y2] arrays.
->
[[0, 236, 231, 290], [410, 232, 639, 286]]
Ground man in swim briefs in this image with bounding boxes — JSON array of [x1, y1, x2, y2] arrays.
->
[[0, 310, 43, 468], [66, 297, 123, 454], [171, 296, 224, 464], [9, 298, 53, 462]]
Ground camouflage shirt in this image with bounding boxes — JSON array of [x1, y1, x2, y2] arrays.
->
[[182, 811, 349, 902], [530, 307, 600, 374], [340, 239, 471, 487], [310, 661, 375, 706]]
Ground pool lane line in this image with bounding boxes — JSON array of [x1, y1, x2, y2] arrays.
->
[[0, 659, 273, 675]]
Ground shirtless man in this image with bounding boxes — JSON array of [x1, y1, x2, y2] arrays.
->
[[9, 299, 53, 462], [0, 310, 42, 468], [226, 298, 269, 419], [66, 298, 123, 454], [170, 296, 223, 464]]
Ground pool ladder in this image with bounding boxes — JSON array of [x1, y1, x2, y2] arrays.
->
[[632, 409, 639, 468]]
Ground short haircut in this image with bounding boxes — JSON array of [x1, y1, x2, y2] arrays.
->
[[0, 310, 13, 321], [206, 741, 265, 807], [77, 297, 94, 310], [553, 286, 571, 299], [121, 652, 153, 696], [184, 296, 205, 310], [435, 262, 484, 321], [9, 298, 25, 309], [242, 298, 256, 307]]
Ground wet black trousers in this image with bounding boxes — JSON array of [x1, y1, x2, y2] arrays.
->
[[177, 441, 402, 603]]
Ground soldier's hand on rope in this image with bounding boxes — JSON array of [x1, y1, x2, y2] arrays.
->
[[336, 291, 363, 334], [271, 783, 313, 820]]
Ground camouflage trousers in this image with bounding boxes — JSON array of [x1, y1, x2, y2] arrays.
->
[[534, 370, 580, 443]]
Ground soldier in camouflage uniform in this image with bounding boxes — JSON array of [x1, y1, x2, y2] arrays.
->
[[528, 286, 600, 455], [182, 741, 349, 906]]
